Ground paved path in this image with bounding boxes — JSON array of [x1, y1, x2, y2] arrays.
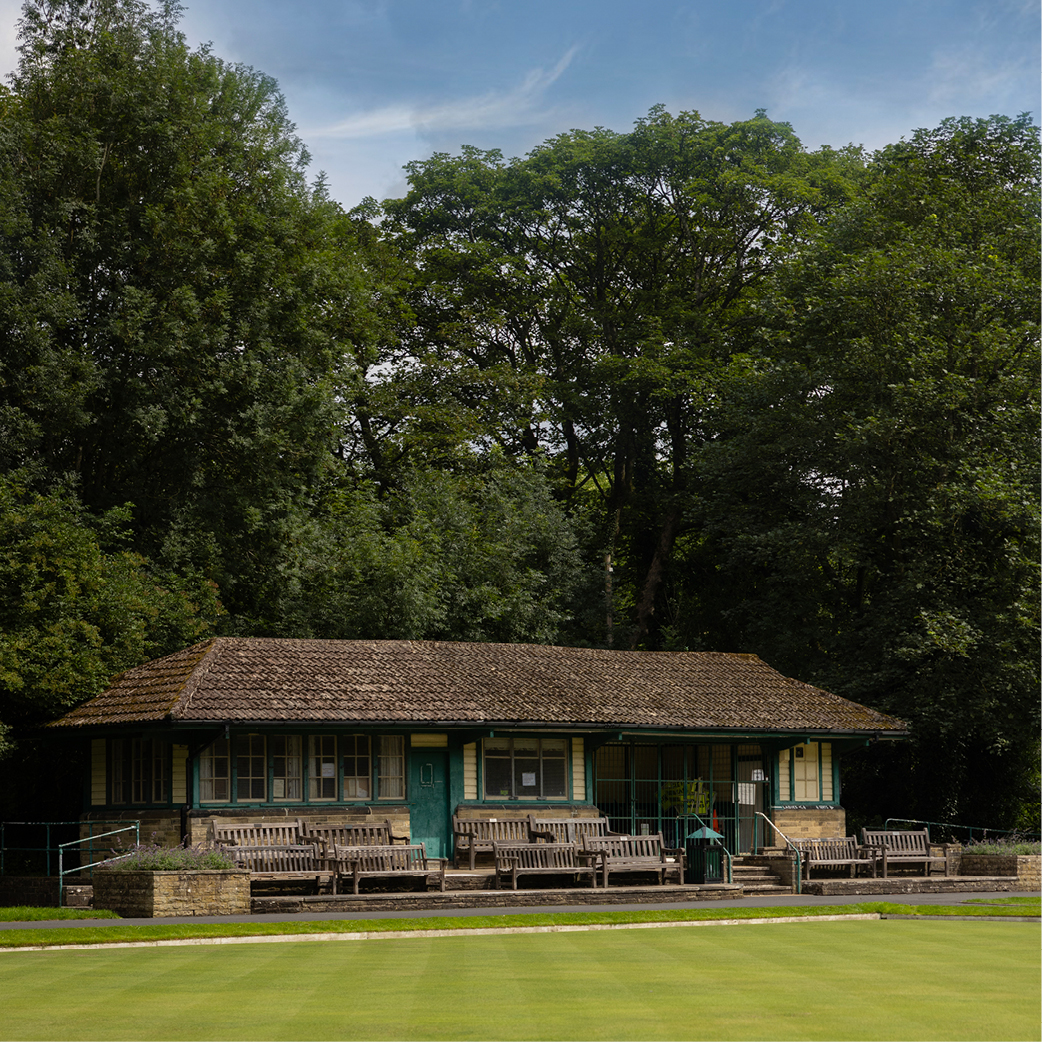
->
[[1, 890, 1035, 930]]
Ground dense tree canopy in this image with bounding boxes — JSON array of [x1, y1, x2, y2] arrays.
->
[[0, 0, 1036, 829]]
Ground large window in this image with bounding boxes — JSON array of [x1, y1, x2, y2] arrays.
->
[[777, 742, 833, 802], [483, 737, 568, 799], [110, 739, 170, 805], [195, 733, 403, 804]]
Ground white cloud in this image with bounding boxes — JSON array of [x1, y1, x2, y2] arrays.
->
[[306, 45, 579, 139]]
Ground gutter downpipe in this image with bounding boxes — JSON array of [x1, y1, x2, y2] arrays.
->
[[756, 811, 801, 895]]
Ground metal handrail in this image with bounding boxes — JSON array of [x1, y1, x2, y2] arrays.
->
[[755, 812, 801, 894], [57, 824, 140, 905], [883, 817, 1041, 845]]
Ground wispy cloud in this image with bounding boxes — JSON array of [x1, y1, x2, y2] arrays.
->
[[307, 45, 579, 139]]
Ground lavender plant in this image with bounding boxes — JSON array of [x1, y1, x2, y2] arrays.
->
[[108, 838, 237, 871]]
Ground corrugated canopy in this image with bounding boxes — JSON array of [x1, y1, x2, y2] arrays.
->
[[49, 638, 907, 735]]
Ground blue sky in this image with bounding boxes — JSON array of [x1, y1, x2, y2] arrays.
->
[[1, 1, 1038, 208]]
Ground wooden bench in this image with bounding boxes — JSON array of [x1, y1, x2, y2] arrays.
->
[[792, 836, 878, 881], [302, 820, 409, 858], [212, 820, 304, 847], [862, 828, 954, 877], [493, 842, 600, 891], [452, 816, 531, 869], [582, 834, 684, 887], [334, 843, 447, 895], [527, 816, 621, 845], [229, 843, 336, 892]]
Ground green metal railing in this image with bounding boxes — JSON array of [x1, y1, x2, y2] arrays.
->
[[755, 811, 802, 894], [1, 820, 140, 877], [883, 817, 1041, 846], [57, 824, 140, 905]]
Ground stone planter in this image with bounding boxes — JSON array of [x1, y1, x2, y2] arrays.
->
[[958, 853, 1040, 889], [93, 869, 250, 917]]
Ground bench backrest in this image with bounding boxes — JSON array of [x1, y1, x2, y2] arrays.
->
[[453, 817, 531, 845], [230, 843, 318, 872], [304, 821, 406, 852], [583, 834, 667, 861], [213, 821, 304, 847], [793, 836, 860, 860], [529, 817, 614, 844], [334, 843, 431, 871], [862, 828, 930, 855], [494, 842, 582, 870]]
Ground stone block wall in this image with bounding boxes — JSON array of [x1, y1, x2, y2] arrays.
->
[[959, 854, 1040, 888], [93, 870, 250, 917], [769, 807, 846, 841]]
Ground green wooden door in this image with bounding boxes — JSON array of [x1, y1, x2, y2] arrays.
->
[[409, 750, 450, 859]]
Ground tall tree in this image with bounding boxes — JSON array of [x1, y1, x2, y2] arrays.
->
[[685, 115, 1040, 826], [382, 108, 861, 646], [0, 0, 365, 627]]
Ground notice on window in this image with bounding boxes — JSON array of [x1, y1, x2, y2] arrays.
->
[[751, 769, 765, 782], [521, 772, 537, 787], [321, 763, 335, 778], [273, 779, 285, 798], [738, 782, 756, 805]]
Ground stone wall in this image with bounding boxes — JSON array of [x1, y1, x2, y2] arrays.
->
[[0, 876, 60, 907], [769, 807, 846, 841], [959, 854, 1040, 888], [93, 870, 250, 917]]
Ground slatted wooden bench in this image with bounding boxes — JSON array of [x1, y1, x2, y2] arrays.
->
[[212, 820, 305, 847], [862, 828, 954, 877], [582, 834, 684, 887], [527, 816, 621, 844], [302, 820, 409, 858], [452, 816, 531, 869], [334, 843, 447, 895], [792, 836, 878, 881], [493, 842, 600, 891], [230, 843, 335, 892]]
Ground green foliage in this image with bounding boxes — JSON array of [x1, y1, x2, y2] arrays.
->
[[681, 115, 1040, 825], [0, 472, 218, 747], [106, 840, 237, 871]]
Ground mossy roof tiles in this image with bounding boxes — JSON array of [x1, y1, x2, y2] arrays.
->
[[49, 638, 906, 736]]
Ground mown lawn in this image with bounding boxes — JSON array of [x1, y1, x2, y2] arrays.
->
[[0, 918, 1037, 1041]]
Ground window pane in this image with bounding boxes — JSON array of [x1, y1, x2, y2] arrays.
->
[[484, 753, 512, 798], [514, 754, 540, 796], [541, 754, 567, 797], [236, 734, 266, 801], [273, 735, 302, 801], [200, 739, 230, 802], [111, 739, 129, 805], [343, 735, 371, 800], [378, 736, 405, 799], [309, 736, 337, 800]]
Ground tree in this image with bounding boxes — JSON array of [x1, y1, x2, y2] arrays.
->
[[0, 472, 218, 754], [0, 0, 367, 629], [684, 115, 1040, 826], [381, 108, 862, 646]]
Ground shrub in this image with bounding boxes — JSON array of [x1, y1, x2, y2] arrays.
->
[[962, 837, 1041, 857], [107, 840, 237, 871]]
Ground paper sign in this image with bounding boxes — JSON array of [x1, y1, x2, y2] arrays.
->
[[521, 772, 537, 787], [321, 763, 335, 778]]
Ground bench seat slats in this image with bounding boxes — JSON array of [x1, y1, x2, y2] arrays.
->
[[861, 829, 954, 877], [334, 843, 447, 895], [492, 842, 599, 890], [582, 834, 684, 887]]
